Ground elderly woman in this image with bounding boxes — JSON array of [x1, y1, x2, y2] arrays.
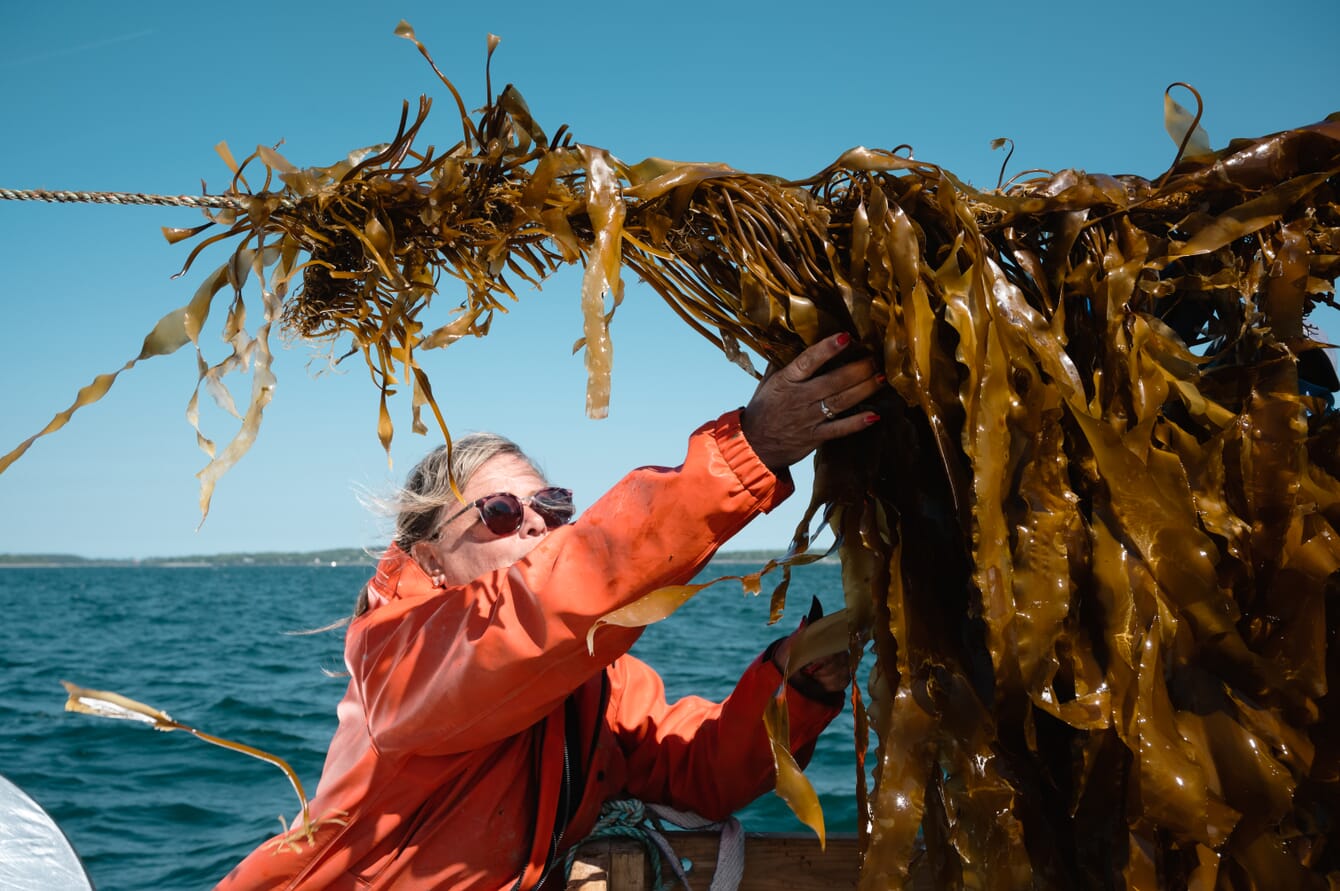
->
[[217, 333, 882, 890]]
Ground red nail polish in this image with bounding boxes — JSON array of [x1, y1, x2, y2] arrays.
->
[[835, 332, 851, 347], [864, 413, 879, 425]]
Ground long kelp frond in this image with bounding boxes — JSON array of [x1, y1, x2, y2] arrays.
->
[[9, 23, 1340, 887], [61, 681, 346, 851]]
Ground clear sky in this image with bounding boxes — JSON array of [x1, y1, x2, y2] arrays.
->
[[2, 0, 1337, 559]]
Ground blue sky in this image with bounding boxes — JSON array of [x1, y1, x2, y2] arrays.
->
[[1, 0, 1337, 559]]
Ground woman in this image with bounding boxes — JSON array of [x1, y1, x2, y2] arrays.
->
[[217, 333, 882, 890]]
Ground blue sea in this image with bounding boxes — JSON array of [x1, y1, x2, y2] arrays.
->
[[0, 561, 860, 890]]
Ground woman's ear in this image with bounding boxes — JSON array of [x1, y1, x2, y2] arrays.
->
[[410, 541, 446, 586]]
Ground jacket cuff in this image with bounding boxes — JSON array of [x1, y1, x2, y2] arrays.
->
[[711, 409, 794, 513]]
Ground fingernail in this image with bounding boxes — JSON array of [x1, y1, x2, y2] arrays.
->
[[835, 332, 851, 347], [864, 413, 880, 425], [875, 373, 887, 385]]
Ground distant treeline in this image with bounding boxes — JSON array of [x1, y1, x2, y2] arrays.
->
[[0, 548, 795, 568]]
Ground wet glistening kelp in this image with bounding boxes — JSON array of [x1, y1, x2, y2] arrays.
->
[[7, 22, 1340, 889]]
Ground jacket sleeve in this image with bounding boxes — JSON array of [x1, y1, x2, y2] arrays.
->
[[609, 653, 842, 821], [349, 410, 794, 757]]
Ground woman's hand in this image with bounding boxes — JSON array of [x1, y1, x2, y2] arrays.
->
[[741, 333, 884, 472], [770, 632, 852, 697]]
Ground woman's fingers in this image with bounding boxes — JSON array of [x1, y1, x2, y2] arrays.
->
[[799, 652, 852, 693], [815, 365, 884, 421], [778, 332, 852, 380], [816, 410, 880, 442], [741, 331, 885, 471], [773, 634, 852, 694]]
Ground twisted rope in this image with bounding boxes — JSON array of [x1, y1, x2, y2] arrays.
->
[[0, 187, 265, 210]]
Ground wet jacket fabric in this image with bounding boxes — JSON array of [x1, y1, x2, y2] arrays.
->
[[216, 410, 841, 890]]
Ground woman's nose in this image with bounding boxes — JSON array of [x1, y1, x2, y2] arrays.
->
[[517, 505, 549, 537]]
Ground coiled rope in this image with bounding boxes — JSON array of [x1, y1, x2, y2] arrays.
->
[[566, 800, 674, 891], [563, 798, 744, 891]]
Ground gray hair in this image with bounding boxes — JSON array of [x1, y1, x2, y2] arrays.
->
[[389, 433, 544, 551]]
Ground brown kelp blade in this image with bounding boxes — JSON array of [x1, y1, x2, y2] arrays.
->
[[763, 696, 826, 849], [0, 265, 230, 475], [60, 681, 337, 848], [61, 681, 179, 728]]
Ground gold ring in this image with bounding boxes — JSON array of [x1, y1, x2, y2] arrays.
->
[[819, 398, 835, 420]]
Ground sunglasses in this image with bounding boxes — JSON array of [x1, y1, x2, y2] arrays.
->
[[438, 487, 575, 537]]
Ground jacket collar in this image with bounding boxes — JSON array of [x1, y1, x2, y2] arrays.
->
[[364, 543, 435, 611]]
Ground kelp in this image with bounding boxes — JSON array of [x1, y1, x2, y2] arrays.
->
[[60, 681, 347, 851], [10, 23, 1340, 889]]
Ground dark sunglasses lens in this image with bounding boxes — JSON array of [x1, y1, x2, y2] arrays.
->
[[477, 494, 525, 535], [531, 488, 575, 527]]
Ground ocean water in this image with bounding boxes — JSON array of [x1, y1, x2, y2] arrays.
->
[[0, 560, 860, 890]]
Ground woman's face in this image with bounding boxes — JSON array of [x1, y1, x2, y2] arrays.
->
[[410, 454, 555, 587]]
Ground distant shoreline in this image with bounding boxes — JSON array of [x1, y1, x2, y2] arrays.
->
[[0, 548, 376, 569], [0, 548, 831, 569]]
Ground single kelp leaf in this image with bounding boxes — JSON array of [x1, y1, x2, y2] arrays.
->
[[763, 696, 826, 848], [62, 681, 176, 726], [585, 549, 831, 653], [162, 222, 214, 244], [586, 583, 706, 654], [578, 145, 625, 419], [1163, 84, 1213, 162], [860, 683, 938, 890], [0, 271, 229, 475], [61, 681, 345, 851]]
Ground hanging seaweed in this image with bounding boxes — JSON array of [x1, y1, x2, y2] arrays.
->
[[60, 681, 348, 852], [5, 21, 1340, 888]]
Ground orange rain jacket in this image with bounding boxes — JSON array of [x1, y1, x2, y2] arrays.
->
[[216, 410, 842, 890]]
